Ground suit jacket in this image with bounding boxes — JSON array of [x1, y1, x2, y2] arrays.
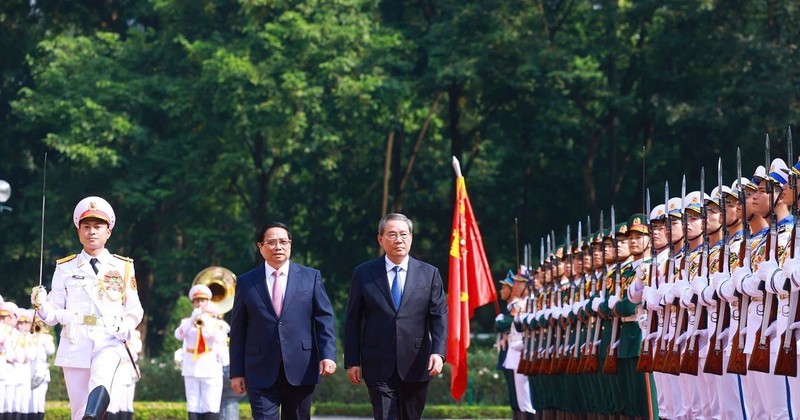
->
[[229, 261, 336, 388], [344, 256, 447, 383]]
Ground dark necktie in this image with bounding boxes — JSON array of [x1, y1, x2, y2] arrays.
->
[[391, 266, 402, 310], [90, 258, 99, 275]]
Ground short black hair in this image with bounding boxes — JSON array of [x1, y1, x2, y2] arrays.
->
[[256, 221, 292, 243]]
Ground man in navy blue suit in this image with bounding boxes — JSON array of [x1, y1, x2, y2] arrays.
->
[[230, 222, 337, 420], [344, 213, 448, 420]]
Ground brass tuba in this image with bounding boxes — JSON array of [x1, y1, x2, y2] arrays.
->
[[192, 266, 237, 315]]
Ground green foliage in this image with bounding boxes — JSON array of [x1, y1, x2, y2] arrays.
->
[[4, 0, 800, 359]]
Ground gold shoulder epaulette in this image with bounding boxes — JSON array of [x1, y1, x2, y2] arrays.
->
[[113, 254, 133, 262], [56, 254, 77, 264]]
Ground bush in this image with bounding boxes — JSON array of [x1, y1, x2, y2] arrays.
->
[[45, 401, 509, 419]]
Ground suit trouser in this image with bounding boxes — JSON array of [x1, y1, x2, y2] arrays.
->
[[63, 349, 123, 420], [365, 370, 430, 420], [247, 363, 314, 420]]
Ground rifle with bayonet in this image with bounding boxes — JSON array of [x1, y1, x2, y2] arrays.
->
[[548, 231, 565, 375], [705, 158, 731, 375], [653, 181, 675, 372], [567, 222, 586, 374], [664, 175, 690, 376], [728, 147, 751, 375], [528, 239, 546, 375], [583, 211, 605, 374], [776, 126, 799, 377], [557, 226, 574, 374], [540, 235, 556, 375], [638, 189, 659, 372], [681, 168, 710, 375], [517, 242, 532, 375], [603, 206, 622, 375], [750, 134, 780, 373], [578, 216, 596, 373]]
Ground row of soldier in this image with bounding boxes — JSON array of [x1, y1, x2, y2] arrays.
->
[[0, 295, 140, 420], [497, 146, 800, 419], [0, 298, 55, 420]]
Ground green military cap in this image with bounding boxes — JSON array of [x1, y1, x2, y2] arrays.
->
[[627, 213, 648, 234], [605, 223, 628, 238]]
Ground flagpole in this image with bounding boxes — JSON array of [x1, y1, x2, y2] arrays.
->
[[452, 157, 500, 314]]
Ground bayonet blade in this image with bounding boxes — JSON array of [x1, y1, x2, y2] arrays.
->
[[610, 206, 616, 240]]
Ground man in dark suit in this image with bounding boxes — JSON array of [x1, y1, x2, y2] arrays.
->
[[344, 213, 448, 420], [230, 222, 337, 420]]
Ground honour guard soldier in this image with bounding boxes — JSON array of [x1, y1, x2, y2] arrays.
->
[[740, 159, 795, 418], [30, 316, 55, 420], [494, 272, 521, 419], [31, 196, 144, 420], [503, 271, 534, 419], [0, 301, 20, 417], [706, 180, 750, 420], [12, 308, 35, 419], [776, 158, 800, 415], [620, 214, 658, 418], [175, 284, 229, 420]]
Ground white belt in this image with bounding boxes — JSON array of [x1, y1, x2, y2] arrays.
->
[[621, 314, 639, 323]]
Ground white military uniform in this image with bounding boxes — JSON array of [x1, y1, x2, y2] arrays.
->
[[0, 302, 19, 415], [501, 297, 533, 415], [39, 250, 143, 420], [30, 326, 56, 419], [175, 285, 228, 417]]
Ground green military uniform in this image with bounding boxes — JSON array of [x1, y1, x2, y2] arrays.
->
[[616, 214, 659, 418]]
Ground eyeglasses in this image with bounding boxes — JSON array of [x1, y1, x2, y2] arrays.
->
[[261, 239, 292, 248], [383, 231, 411, 241]]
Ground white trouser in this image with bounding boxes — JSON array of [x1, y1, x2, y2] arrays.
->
[[678, 371, 700, 418], [30, 383, 48, 413], [512, 372, 533, 414], [63, 350, 123, 420], [696, 359, 719, 419], [184, 376, 223, 413], [789, 374, 799, 419], [743, 354, 791, 420]]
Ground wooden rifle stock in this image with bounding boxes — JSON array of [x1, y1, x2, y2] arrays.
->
[[774, 292, 798, 376], [774, 226, 798, 376], [652, 303, 672, 372], [680, 305, 706, 375], [602, 316, 620, 375], [703, 300, 727, 375], [664, 302, 687, 375], [727, 238, 750, 375], [749, 233, 776, 374]]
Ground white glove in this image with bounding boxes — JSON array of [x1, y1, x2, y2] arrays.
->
[[710, 271, 729, 293], [190, 308, 203, 320], [665, 282, 684, 304], [679, 287, 695, 309], [514, 312, 521, 323], [690, 276, 709, 297], [495, 314, 504, 322], [543, 308, 552, 320], [756, 259, 780, 285], [31, 286, 47, 307], [608, 295, 620, 309], [731, 266, 751, 294], [525, 313, 534, 324], [591, 297, 602, 312], [656, 280, 671, 298], [741, 268, 762, 297], [644, 286, 663, 309], [763, 321, 778, 339], [783, 257, 800, 291], [572, 301, 582, 316], [112, 317, 138, 341]]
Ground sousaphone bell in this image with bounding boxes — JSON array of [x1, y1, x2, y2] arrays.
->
[[192, 266, 236, 315]]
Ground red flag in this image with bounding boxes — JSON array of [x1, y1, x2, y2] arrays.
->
[[447, 158, 497, 400]]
